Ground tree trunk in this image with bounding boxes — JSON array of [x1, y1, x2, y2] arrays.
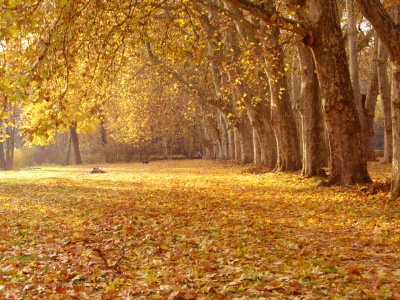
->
[[263, 24, 301, 172], [228, 124, 235, 160], [100, 116, 107, 149], [221, 7, 277, 168], [296, 43, 327, 177], [0, 127, 6, 170], [253, 128, 261, 165], [392, 63, 400, 194], [234, 128, 241, 161], [347, 0, 364, 131], [377, 40, 392, 163], [355, 0, 400, 194], [5, 123, 12, 170], [217, 113, 229, 160], [70, 121, 83, 164], [238, 112, 254, 164], [220, 0, 299, 170], [307, 0, 371, 184], [363, 36, 379, 161], [66, 132, 72, 165]]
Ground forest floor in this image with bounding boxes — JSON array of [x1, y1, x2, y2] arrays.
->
[[0, 159, 399, 299]]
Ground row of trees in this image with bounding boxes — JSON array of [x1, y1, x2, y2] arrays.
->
[[1, 0, 400, 194]]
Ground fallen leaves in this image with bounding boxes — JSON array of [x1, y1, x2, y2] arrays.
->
[[0, 160, 400, 299]]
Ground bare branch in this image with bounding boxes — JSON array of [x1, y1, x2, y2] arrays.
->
[[112, 248, 126, 268], [93, 248, 109, 269]]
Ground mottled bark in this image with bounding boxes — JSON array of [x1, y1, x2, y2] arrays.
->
[[253, 128, 261, 165], [255, 72, 277, 168], [363, 37, 379, 161], [307, 0, 371, 184], [377, 40, 392, 163], [296, 43, 327, 177], [66, 132, 72, 165], [5, 123, 11, 170], [217, 113, 229, 160], [355, 0, 400, 193], [228, 124, 235, 160], [238, 112, 254, 164], [264, 24, 301, 172], [221, 13, 277, 168], [291, 54, 302, 158], [347, 0, 364, 131], [392, 63, 400, 195], [70, 121, 83, 165], [0, 127, 5, 170], [100, 117, 107, 146], [234, 129, 241, 161]]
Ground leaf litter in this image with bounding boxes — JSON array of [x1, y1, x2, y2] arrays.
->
[[0, 160, 400, 299]]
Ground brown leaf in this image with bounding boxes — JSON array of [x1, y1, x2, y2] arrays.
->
[[55, 285, 67, 294]]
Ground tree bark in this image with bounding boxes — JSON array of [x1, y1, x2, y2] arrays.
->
[[221, 4, 277, 168], [354, 0, 400, 193], [5, 124, 12, 170], [363, 36, 379, 161], [193, 0, 372, 183], [263, 24, 301, 172], [70, 121, 83, 164], [234, 128, 241, 161], [217, 113, 229, 160], [228, 124, 235, 160], [0, 127, 6, 170], [347, 0, 364, 132], [377, 40, 392, 163], [296, 43, 327, 177], [307, 0, 371, 184], [253, 128, 261, 165], [392, 62, 400, 194], [237, 111, 254, 164], [66, 132, 72, 165]]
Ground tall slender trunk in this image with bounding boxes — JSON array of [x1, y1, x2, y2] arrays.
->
[[66, 132, 72, 165], [363, 36, 379, 161], [234, 129, 241, 161], [222, 7, 277, 168], [228, 124, 235, 160], [263, 23, 301, 172], [100, 117, 107, 146], [392, 62, 400, 194], [296, 43, 327, 177], [391, 3, 400, 193], [10, 111, 15, 166], [0, 127, 5, 170], [377, 40, 392, 163], [347, 0, 364, 132], [217, 113, 229, 160], [70, 121, 83, 164], [5, 123, 12, 170], [238, 112, 254, 164], [253, 128, 261, 165]]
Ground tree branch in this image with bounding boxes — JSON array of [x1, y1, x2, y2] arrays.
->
[[355, 0, 400, 62], [192, 0, 308, 37]]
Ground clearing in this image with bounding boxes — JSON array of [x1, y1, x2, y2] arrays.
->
[[0, 160, 399, 299]]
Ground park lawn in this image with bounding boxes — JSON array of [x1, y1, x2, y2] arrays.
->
[[0, 160, 399, 299]]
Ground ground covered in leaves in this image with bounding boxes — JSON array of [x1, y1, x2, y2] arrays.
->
[[0, 160, 399, 299]]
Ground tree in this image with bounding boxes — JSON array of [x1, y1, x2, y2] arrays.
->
[[354, 0, 400, 194], [198, 0, 371, 184]]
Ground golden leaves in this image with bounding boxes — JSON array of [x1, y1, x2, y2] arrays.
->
[[0, 160, 398, 298]]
